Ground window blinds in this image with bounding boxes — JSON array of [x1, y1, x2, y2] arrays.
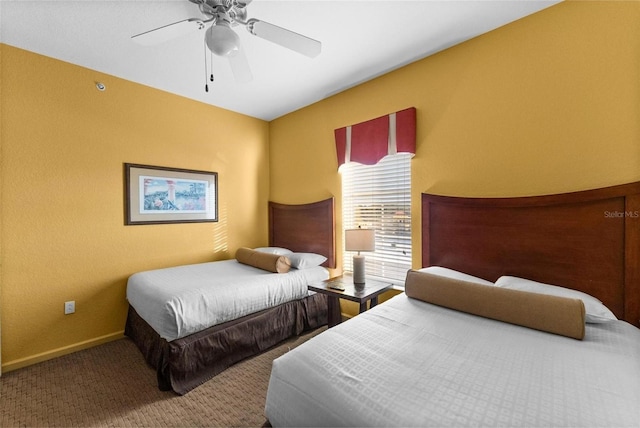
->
[[341, 153, 412, 283]]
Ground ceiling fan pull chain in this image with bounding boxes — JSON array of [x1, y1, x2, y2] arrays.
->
[[204, 39, 211, 92], [210, 49, 214, 82]]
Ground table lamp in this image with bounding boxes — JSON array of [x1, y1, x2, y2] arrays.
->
[[345, 228, 376, 285]]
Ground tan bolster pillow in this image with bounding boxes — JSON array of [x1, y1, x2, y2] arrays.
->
[[405, 270, 585, 340], [236, 247, 291, 273]]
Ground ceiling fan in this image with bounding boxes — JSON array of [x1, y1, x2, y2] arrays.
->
[[132, 0, 322, 85]]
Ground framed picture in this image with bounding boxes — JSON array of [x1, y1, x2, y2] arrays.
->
[[124, 163, 218, 225]]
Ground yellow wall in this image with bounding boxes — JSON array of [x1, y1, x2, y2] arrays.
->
[[2, 0, 639, 370], [0, 45, 269, 371], [270, 0, 640, 281]]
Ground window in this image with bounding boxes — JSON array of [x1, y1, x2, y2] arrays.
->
[[341, 153, 412, 284]]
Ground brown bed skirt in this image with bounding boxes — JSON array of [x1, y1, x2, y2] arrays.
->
[[124, 292, 328, 395]]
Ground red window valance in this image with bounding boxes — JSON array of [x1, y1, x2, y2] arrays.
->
[[334, 107, 416, 168]]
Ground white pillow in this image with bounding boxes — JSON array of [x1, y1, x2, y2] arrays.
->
[[495, 276, 617, 323], [254, 247, 293, 256], [417, 266, 494, 286], [288, 252, 327, 269]]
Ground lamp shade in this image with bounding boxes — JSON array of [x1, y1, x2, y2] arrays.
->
[[206, 23, 240, 57], [345, 229, 375, 252]]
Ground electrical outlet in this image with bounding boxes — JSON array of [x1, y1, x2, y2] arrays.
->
[[64, 301, 75, 315]]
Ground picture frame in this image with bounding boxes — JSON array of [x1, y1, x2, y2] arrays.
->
[[124, 163, 218, 225]]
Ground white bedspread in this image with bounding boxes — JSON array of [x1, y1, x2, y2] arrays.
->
[[127, 260, 329, 341], [265, 293, 640, 427]]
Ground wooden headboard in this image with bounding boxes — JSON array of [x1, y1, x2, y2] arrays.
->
[[422, 182, 640, 328], [269, 198, 336, 269]]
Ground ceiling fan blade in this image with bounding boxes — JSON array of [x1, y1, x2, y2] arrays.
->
[[246, 19, 321, 58], [132, 18, 205, 46], [228, 47, 253, 83]]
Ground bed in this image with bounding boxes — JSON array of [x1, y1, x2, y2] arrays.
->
[[124, 198, 336, 395], [264, 182, 640, 427]]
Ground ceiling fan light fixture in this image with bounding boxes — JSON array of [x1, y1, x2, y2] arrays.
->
[[206, 22, 240, 57]]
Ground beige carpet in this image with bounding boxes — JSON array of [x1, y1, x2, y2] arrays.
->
[[0, 328, 325, 427]]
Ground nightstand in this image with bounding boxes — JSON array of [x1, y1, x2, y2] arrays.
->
[[308, 275, 393, 327]]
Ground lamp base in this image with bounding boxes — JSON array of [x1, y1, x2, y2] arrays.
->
[[353, 254, 366, 285]]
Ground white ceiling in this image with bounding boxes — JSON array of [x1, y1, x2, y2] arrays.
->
[[1, 0, 561, 121]]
